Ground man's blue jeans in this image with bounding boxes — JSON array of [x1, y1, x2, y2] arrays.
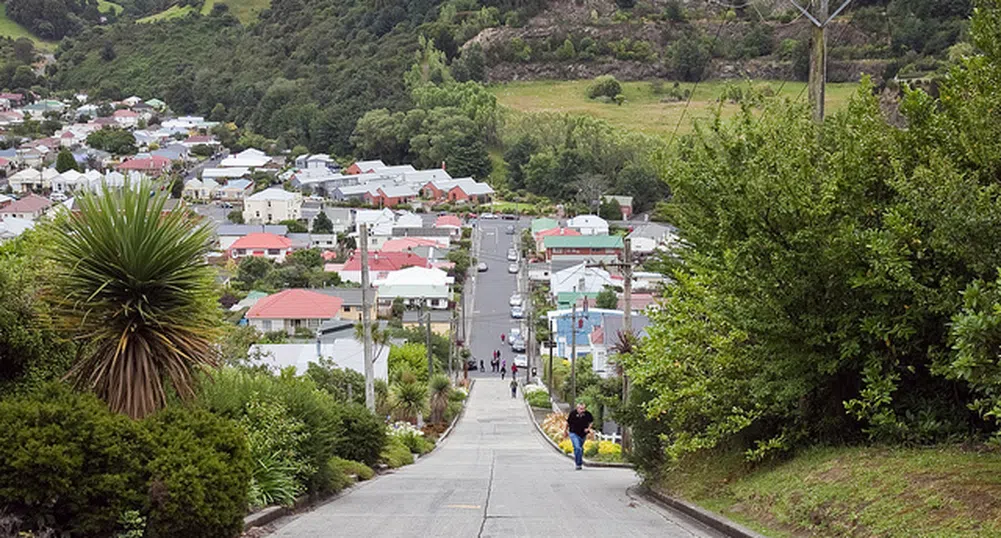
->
[[569, 432, 584, 467]]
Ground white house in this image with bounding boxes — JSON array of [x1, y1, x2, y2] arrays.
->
[[375, 266, 453, 310], [566, 214, 610, 236], [9, 168, 59, 193], [217, 179, 253, 201], [221, 148, 272, 169], [550, 262, 618, 296], [355, 208, 396, 237], [0, 217, 34, 242], [243, 188, 302, 225], [248, 339, 389, 381], [184, 178, 220, 200], [202, 167, 250, 180], [627, 223, 679, 255]]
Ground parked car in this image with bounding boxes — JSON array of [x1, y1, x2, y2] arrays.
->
[[466, 359, 478, 371], [481, 212, 497, 219], [50, 191, 67, 202], [511, 305, 524, 318], [507, 249, 518, 261], [505, 225, 515, 235], [514, 354, 528, 368], [502, 214, 517, 220], [511, 336, 526, 352], [508, 263, 519, 274], [477, 262, 488, 272], [508, 327, 522, 344], [509, 293, 523, 307]]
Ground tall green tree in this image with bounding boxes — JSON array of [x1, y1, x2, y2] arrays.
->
[[55, 149, 79, 173], [43, 184, 221, 418], [311, 211, 334, 234]]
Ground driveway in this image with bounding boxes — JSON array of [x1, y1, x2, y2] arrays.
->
[[269, 377, 720, 537]]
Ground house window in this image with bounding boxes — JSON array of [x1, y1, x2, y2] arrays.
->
[[343, 306, 351, 312], [267, 249, 280, 255], [261, 320, 272, 331], [255, 211, 260, 218], [235, 249, 246, 255], [307, 319, 320, 328]]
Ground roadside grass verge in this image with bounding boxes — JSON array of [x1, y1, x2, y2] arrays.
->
[[490, 79, 858, 139], [657, 444, 1001, 537]]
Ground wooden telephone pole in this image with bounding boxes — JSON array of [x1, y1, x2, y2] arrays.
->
[[788, 0, 853, 122], [360, 224, 375, 412]]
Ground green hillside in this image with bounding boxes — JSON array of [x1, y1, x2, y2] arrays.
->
[[200, 0, 271, 24], [490, 79, 859, 138], [0, 5, 55, 50], [137, 5, 195, 23]]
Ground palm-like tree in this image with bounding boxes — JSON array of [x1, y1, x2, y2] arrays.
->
[[44, 184, 220, 418], [428, 374, 452, 424], [391, 379, 428, 424]]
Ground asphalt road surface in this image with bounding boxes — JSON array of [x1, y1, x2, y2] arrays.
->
[[270, 376, 720, 538], [467, 218, 523, 378]]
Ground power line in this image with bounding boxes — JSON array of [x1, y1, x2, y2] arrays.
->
[[667, 10, 731, 149]]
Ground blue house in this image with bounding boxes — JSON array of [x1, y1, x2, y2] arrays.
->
[[546, 308, 624, 359]]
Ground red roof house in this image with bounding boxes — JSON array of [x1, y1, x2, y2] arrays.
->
[[434, 215, 462, 228], [0, 194, 52, 221], [335, 250, 430, 283], [116, 155, 172, 176], [534, 227, 580, 250], [228, 233, 294, 262], [245, 289, 345, 335]]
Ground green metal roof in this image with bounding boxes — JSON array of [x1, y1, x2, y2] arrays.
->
[[531, 217, 559, 234], [556, 291, 599, 308], [543, 235, 624, 249]]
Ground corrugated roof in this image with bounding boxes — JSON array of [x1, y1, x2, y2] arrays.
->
[[246, 289, 343, 320], [543, 235, 624, 249]]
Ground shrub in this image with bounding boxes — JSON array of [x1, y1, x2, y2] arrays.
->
[[584, 439, 599, 457], [527, 390, 551, 408], [332, 457, 375, 481], [541, 411, 568, 441], [389, 421, 435, 454], [323, 457, 354, 494], [587, 75, 622, 100], [240, 398, 310, 504], [333, 403, 387, 467], [598, 440, 622, 457], [559, 438, 573, 454], [0, 384, 148, 537], [248, 451, 299, 508], [144, 407, 251, 538], [381, 437, 415, 468]]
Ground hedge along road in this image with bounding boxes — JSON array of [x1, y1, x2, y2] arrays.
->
[[270, 377, 722, 537]]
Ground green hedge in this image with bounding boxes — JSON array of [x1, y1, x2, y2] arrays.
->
[[526, 390, 551, 408]]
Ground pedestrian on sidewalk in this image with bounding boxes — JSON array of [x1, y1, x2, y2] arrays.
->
[[510, 379, 518, 398], [480, 359, 484, 371], [500, 365, 506, 380], [501, 333, 506, 343], [566, 402, 594, 471]]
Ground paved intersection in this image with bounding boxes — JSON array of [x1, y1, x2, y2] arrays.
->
[[271, 377, 719, 537]]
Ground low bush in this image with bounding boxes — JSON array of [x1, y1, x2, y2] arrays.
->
[[584, 439, 599, 457], [381, 437, 415, 468], [587, 75, 622, 100], [144, 407, 251, 538], [323, 457, 354, 494], [0, 384, 148, 537], [332, 457, 375, 481], [333, 403, 387, 467], [389, 421, 435, 455], [541, 411, 568, 442], [526, 390, 551, 408]]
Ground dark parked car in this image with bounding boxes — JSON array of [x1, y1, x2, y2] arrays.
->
[[466, 359, 479, 371]]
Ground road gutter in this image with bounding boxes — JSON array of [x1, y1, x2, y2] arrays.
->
[[635, 485, 767, 538]]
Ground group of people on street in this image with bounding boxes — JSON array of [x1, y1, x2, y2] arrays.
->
[[489, 350, 505, 377]]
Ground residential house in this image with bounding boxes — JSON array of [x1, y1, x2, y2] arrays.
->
[[112, 109, 140, 128], [603, 195, 634, 220], [0, 216, 34, 242], [202, 168, 250, 181], [310, 207, 353, 234], [243, 188, 303, 225], [364, 184, 419, 208], [546, 307, 616, 359], [390, 226, 453, 247], [221, 148, 272, 169], [331, 250, 430, 284], [354, 208, 396, 241], [181, 135, 220, 149], [295, 154, 340, 172], [588, 314, 650, 377], [549, 263, 618, 297], [534, 226, 580, 252], [116, 155, 172, 177], [123, 96, 143, 107], [0, 194, 11, 209], [247, 339, 389, 381], [447, 181, 494, 203], [402, 309, 453, 335], [543, 235, 624, 263], [345, 159, 386, 175], [434, 214, 463, 239], [312, 287, 374, 321], [227, 233, 294, 262], [8, 168, 58, 192], [627, 223, 678, 255], [530, 217, 560, 235], [375, 266, 452, 310], [246, 289, 344, 335], [217, 179, 253, 201], [151, 143, 190, 163], [399, 168, 451, 187], [183, 178, 220, 200], [0, 194, 52, 221], [0, 157, 16, 177], [566, 214, 610, 236], [161, 116, 217, 131], [214, 224, 288, 250], [145, 99, 166, 112]]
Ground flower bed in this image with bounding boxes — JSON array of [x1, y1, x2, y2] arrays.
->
[[541, 411, 624, 463]]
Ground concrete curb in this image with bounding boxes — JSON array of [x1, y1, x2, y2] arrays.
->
[[521, 388, 634, 469], [635, 485, 767, 538], [244, 380, 475, 531]]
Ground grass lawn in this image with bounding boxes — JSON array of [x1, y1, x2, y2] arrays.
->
[[659, 445, 1001, 537], [0, 5, 57, 50], [490, 79, 859, 139], [98, 0, 124, 14], [201, 0, 271, 24], [137, 4, 194, 22]]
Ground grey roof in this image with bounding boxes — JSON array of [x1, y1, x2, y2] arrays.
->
[[151, 144, 189, 162], [603, 313, 651, 341], [0, 148, 16, 159], [313, 287, 366, 306], [214, 224, 288, 236], [391, 227, 452, 238], [550, 259, 582, 273], [403, 310, 453, 323], [286, 233, 312, 249], [628, 222, 674, 239]]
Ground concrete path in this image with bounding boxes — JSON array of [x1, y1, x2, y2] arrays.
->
[[271, 378, 720, 537]]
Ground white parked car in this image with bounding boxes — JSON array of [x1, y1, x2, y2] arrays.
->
[[511, 305, 524, 318], [508, 327, 522, 344], [481, 212, 496, 219], [507, 248, 518, 261], [509, 294, 523, 307], [477, 262, 488, 272], [514, 354, 528, 368], [511, 336, 526, 352], [508, 263, 519, 274]]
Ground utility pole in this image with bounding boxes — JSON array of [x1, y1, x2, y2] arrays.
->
[[570, 302, 577, 408], [548, 334, 555, 401], [522, 256, 531, 384], [360, 223, 374, 412], [425, 298, 433, 381], [789, 0, 853, 123], [621, 238, 633, 454]]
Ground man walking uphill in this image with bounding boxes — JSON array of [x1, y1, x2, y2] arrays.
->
[[566, 403, 594, 470]]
